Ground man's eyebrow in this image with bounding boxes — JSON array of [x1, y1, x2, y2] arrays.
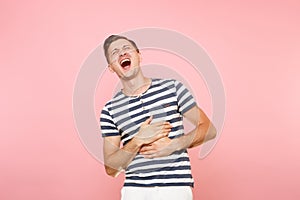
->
[[110, 45, 132, 54], [110, 48, 119, 54]]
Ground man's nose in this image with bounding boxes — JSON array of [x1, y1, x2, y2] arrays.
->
[[119, 50, 127, 56]]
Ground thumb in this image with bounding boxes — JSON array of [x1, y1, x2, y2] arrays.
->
[[143, 116, 153, 125]]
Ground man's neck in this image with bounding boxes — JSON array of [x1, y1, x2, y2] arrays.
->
[[121, 76, 151, 96]]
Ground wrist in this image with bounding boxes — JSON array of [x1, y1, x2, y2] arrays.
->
[[173, 134, 190, 151], [130, 137, 144, 150]]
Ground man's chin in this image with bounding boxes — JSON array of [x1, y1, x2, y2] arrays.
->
[[121, 68, 139, 80]]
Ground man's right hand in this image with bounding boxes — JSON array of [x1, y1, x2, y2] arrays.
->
[[134, 116, 172, 146]]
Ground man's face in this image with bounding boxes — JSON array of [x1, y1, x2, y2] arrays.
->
[[107, 39, 141, 80]]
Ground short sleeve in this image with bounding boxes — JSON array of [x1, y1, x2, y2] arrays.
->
[[100, 106, 120, 137], [174, 80, 196, 114]]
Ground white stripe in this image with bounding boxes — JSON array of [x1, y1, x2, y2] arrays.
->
[[168, 130, 183, 138], [100, 121, 116, 127]]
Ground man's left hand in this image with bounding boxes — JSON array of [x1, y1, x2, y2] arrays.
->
[[139, 136, 175, 158]]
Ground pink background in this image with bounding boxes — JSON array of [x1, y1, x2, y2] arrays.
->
[[1, 0, 300, 199]]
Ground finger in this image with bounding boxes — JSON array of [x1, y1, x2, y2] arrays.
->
[[155, 124, 171, 133], [144, 153, 158, 159], [162, 122, 172, 128], [140, 145, 153, 153], [165, 122, 172, 127], [161, 124, 171, 130], [157, 132, 168, 140], [140, 150, 156, 155], [143, 116, 153, 125], [157, 124, 171, 131], [162, 129, 171, 134]]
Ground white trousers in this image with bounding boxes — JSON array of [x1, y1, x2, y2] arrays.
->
[[121, 186, 193, 200]]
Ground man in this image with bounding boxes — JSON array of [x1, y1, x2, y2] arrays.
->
[[100, 34, 217, 200]]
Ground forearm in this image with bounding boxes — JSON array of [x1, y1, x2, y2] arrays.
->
[[173, 122, 217, 151], [104, 138, 142, 177]]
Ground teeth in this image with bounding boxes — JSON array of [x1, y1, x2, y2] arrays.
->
[[121, 58, 130, 65]]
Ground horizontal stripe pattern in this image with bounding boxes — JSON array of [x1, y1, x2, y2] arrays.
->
[[100, 78, 196, 187]]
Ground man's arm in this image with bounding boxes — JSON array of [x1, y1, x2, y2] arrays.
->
[[139, 105, 217, 158], [103, 116, 172, 177], [103, 135, 140, 177], [177, 105, 217, 149]]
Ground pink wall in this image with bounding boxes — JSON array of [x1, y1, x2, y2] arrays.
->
[[1, 0, 300, 199]]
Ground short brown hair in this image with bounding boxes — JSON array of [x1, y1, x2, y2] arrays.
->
[[103, 35, 139, 63]]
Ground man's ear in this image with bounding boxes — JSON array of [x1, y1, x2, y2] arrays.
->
[[138, 52, 142, 63]]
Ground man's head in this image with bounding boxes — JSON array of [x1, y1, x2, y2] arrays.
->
[[103, 35, 142, 80], [103, 35, 139, 64]]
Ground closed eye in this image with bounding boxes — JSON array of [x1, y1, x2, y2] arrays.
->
[[111, 50, 119, 56]]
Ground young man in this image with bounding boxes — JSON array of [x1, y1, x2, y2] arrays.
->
[[100, 35, 217, 200]]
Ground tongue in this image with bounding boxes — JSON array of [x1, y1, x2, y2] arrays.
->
[[123, 65, 130, 70]]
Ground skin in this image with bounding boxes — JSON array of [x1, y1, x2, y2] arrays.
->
[[103, 38, 217, 177]]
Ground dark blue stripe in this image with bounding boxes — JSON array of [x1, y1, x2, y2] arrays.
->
[[170, 125, 184, 132], [100, 118, 114, 124], [127, 173, 192, 180], [126, 164, 191, 175], [101, 109, 110, 116], [100, 125, 116, 130], [169, 116, 182, 123], [124, 182, 194, 188], [175, 81, 183, 91], [121, 134, 129, 142], [102, 132, 120, 137]]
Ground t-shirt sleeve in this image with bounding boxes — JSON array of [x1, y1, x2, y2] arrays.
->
[[174, 80, 196, 114], [100, 106, 120, 137]]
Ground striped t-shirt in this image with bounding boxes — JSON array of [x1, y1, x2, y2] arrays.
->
[[100, 78, 196, 187]]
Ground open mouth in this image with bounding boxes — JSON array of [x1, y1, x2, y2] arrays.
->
[[120, 58, 131, 68]]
